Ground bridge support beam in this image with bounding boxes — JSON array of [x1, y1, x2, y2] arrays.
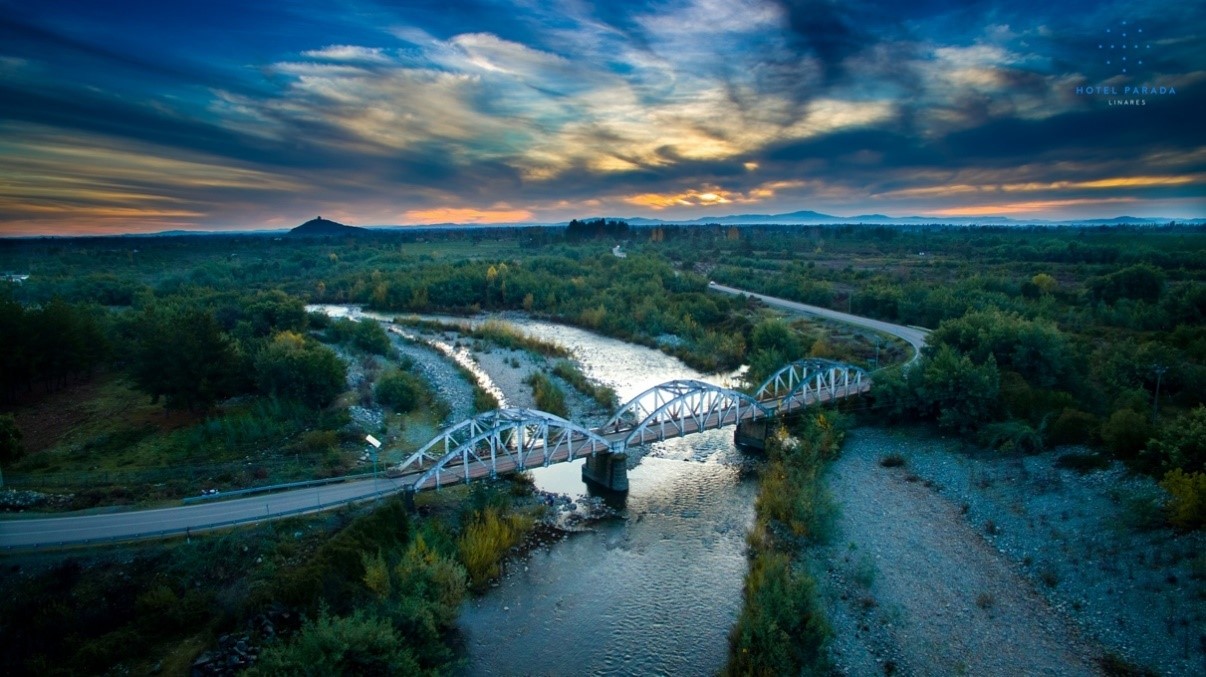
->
[[581, 452, 629, 492], [734, 419, 769, 451]]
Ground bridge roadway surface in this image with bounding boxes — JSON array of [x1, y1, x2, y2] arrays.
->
[[1, 285, 916, 550]]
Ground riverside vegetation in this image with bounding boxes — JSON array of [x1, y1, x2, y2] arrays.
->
[[0, 480, 546, 674], [1, 222, 1204, 672], [725, 412, 848, 676]]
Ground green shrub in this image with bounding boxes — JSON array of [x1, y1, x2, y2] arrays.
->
[[1048, 408, 1098, 446], [0, 413, 24, 465], [361, 550, 391, 600], [74, 628, 148, 675], [374, 371, 424, 413], [1101, 409, 1153, 459], [979, 420, 1043, 454], [525, 372, 569, 418], [297, 429, 339, 454], [178, 398, 312, 457], [1145, 405, 1206, 472], [255, 331, 347, 409], [724, 552, 829, 676], [270, 499, 412, 613], [472, 385, 499, 413], [551, 360, 618, 412], [394, 537, 467, 628], [879, 453, 906, 468], [250, 610, 421, 676], [1054, 452, 1110, 473], [352, 320, 391, 356]]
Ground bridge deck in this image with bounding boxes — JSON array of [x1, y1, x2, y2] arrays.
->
[[407, 382, 869, 491]]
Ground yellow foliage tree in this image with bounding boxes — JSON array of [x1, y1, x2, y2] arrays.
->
[[1161, 469, 1205, 529], [361, 549, 391, 599], [1032, 273, 1058, 295]]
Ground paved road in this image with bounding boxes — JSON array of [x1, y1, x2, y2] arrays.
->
[[1, 285, 913, 550], [708, 282, 929, 364], [0, 475, 415, 549]]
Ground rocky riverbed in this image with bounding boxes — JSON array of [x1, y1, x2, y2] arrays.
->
[[387, 332, 478, 424], [818, 426, 1204, 676]]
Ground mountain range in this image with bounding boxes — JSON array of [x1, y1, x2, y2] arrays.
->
[[584, 210, 1205, 227]]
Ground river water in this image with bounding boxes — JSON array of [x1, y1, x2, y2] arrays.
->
[[306, 307, 757, 675], [455, 318, 756, 676]]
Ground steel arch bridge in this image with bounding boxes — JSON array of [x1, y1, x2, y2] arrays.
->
[[754, 359, 869, 413], [391, 360, 871, 493], [604, 379, 772, 446], [397, 409, 618, 492]]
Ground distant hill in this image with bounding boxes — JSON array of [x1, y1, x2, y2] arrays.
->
[[288, 217, 364, 237]]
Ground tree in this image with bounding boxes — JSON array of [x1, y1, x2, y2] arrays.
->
[[1088, 263, 1165, 304], [750, 319, 801, 360], [1031, 273, 1057, 295], [375, 371, 423, 413], [927, 310, 1072, 388], [920, 345, 1001, 434], [352, 320, 391, 356], [0, 414, 24, 465], [1101, 408, 1152, 459], [255, 332, 347, 409], [130, 306, 248, 411], [0, 291, 31, 400], [1146, 405, 1206, 472]]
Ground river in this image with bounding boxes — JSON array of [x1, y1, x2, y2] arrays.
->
[[456, 318, 755, 676], [307, 307, 757, 675]]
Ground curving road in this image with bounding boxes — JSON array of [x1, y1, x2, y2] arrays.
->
[[708, 282, 928, 364], [1, 286, 926, 550]]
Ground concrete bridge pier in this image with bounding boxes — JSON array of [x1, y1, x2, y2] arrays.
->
[[582, 452, 629, 492], [734, 419, 769, 451]]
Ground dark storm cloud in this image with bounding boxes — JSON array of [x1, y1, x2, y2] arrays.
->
[[773, 0, 880, 83], [0, 84, 275, 164], [0, 16, 230, 89], [940, 86, 1206, 167]]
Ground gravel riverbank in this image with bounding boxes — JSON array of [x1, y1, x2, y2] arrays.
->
[[817, 426, 1204, 676], [388, 333, 478, 424]]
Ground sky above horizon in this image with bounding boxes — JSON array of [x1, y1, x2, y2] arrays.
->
[[1, 0, 1203, 236]]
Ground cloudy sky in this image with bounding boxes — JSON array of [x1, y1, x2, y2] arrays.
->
[[1, 0, 1203, 235]]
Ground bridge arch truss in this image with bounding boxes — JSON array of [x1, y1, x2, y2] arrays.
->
[[604, 379, 772, 446], [407, 409, 617, 491], [754, 359, 870, 413]]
